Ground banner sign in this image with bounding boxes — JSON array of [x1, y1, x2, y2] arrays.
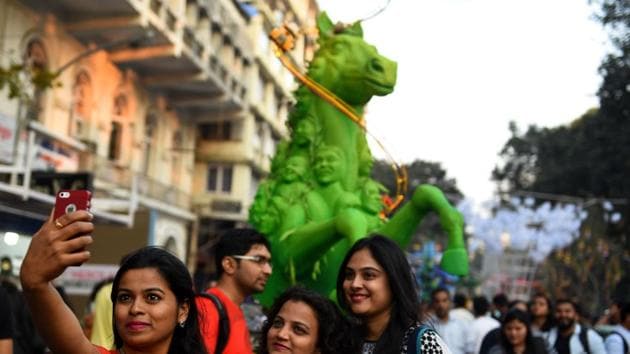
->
[[56, 264, 118, 296], [0, 112, 17, 164]]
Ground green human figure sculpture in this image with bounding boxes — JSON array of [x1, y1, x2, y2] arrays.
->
[[249, 12, 468, 306]]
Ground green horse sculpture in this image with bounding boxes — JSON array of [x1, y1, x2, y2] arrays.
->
[[249, 13, 468, 306]]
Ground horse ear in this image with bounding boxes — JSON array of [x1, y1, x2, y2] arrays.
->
[[349, 21, 363, 37], [317, 11, 334, 36]]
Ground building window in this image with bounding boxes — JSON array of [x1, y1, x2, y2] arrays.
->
[[207, 166, 218, 190], [222, 166, 233, 192], [72, 71, 92, 120], [172, 130, 183, 150], [25, 39, 47, 70], [252, 75, 265, 104], [108, 121, 122, 160], [113, 94, 128, 116], [109, 94, 127, 161], [264, 133, 276, 159], [23, 38, 48, 121], [252, 120, 263, 153], [143, 113, 158, 173], [200, 121, 231, 140], [249, 172, 261, 201], [207, 164, 233, 192], [70, 70, 93, 138]]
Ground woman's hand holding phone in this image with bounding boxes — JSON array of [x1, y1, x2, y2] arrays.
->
[[20, 194, 95, 292], [53, 190, 92, 221]]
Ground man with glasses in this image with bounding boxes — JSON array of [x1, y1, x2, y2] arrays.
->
[[197, 228, 272, 354]]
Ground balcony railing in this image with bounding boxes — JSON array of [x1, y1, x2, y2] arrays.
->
[[93, 156, 134, 190], [136, 173, 191, 209], [91, 155, 191, 210]]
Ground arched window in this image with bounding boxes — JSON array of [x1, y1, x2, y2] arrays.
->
[[70, 70, 93, 137], [108, 94, 128, 161], [24, 39, 47, 70], [23, 38, 48, 121], [72, 71, 92, 119], [142, 112, 158, 173], [113, 94, 128, 116]]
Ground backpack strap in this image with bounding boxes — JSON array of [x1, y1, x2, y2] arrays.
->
[[578, 326, 590, 354], [610, 331, 629, 354], [198, 292, 230, 354], [405, 324, 431, 354]]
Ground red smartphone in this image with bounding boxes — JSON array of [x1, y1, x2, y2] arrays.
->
[[53, 190, 92, 220]]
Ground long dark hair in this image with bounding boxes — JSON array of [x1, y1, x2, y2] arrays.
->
[[529, 292, 555, 331], [336, 235, 421, 354], [259, 286, 359, 354], [500, 309, 545, 354], [111, 247, 206, 354]]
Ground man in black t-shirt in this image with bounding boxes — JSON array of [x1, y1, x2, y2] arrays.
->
[[554, 332, 571, 354]]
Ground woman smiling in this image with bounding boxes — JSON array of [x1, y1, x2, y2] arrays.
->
[[19, 210, 207, 354], [259, 286, 359, 354], [337, 235, 451, 354]]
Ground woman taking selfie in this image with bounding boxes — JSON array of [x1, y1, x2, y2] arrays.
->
[[19, 210, 207, 354], [259, 286, 359, 354], [336, 235, 451, 354]]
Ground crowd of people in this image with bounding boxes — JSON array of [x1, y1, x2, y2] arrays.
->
[[0, 209, 628, 354], [423, 288, 629, 354]]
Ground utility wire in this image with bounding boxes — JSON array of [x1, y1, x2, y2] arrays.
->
[[359, 0, 393, 22]]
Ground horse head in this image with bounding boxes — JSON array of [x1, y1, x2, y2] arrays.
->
[[307, 12, 397, 106]]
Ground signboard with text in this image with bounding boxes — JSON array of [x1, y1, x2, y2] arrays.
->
[[55, 264, 118, 295], [0, 112, 17, 164]]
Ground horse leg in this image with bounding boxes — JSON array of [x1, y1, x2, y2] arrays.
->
[[379, 184, 468, 275]]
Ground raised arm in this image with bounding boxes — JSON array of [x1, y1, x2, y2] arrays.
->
[[19, 210, 98, 354]]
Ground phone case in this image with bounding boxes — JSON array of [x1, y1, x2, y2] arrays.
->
[[53, 190, 92, 220]]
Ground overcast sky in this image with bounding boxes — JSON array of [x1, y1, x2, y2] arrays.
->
[[316, 0, 609, 207]]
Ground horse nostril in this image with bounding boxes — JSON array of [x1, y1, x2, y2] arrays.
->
[[371, 59, 384, 73]]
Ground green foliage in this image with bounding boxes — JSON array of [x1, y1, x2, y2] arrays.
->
[[0, 64, 28, 99], [593, 0, 629, 125], [592, 0, 630, 49], [0, 63, 59, 101], [491, 108, 630, 198]]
